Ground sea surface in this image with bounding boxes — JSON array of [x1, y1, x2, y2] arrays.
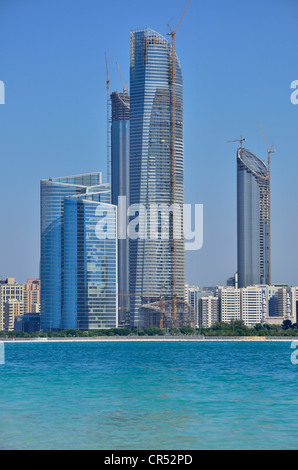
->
[[0, 340, 297, 450]]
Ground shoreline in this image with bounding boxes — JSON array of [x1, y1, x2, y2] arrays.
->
[[0, 336, 297, 343]]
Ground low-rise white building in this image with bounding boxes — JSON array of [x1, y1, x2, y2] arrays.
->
[[199, 296, 219, 328]]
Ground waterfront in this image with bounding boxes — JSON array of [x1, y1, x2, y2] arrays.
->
[[0, 341, 297, 449]]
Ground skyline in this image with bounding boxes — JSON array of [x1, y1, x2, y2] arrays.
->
[[0, 0, 298, 287]]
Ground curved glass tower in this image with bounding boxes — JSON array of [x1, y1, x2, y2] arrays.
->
[[129, 28, 185, 327], [237, 148, 270, 288]]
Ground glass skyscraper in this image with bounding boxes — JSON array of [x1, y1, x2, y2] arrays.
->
[[237, 148, 270, 288], [129, 28, 185, 327], [40, 172, 117, 330], [62, 195, 117, 330], [111, 91, 130, 326]]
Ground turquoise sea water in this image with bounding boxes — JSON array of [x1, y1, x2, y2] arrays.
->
[[0, 340, 297, 450]]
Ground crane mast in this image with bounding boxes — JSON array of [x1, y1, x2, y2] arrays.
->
[[167, 0, 192, 326], [105, 51, 111, 184], [259, 122, 275, 286]]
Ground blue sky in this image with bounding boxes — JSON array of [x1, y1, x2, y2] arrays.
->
[[0, 0, 297, 287]]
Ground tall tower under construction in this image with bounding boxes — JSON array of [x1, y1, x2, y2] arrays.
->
[[237, 148, 270, 288], [111, 90, 130, 326], [129, 28, 185, 327]]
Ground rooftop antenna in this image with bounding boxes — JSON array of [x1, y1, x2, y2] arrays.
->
[[259, 122, 275, 286], [167, 0, 192, 326], [116, 62, 128, 93], [105, 51, 111, 184], [227, 136, 247, 149]]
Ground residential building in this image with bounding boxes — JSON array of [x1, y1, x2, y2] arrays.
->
[[111, 90, 130, 326], [129, 28, 185, 327], [185, 284, 200, 326], [4, 299, 24, 331], [40, 172, 117, 330], [14, 314, 40, 333], [0, 278, 24, 331], [273, 285, 296, 323], [237, 148, 270, 288]]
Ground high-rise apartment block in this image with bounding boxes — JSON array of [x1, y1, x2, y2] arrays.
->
[[111, 91, 130, 326], [23, 279, 40, 313], [241, 285, 263, 326], [185, 284, 200, 325], [199, 296, 220, 328]]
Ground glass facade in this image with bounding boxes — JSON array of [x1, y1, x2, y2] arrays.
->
[[237, 148, 270, 288], [129, 28, 185, 327], [62, 196, 117, 330], [111, 91, 130, 326], [40, 173, 117, 330]]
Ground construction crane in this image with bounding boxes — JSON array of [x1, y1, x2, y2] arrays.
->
[[227, 136, 247, 149], [105, 51, 111, 184], [116, 62, 128, 93], [167, 0, 192, 325], [118, 292, 165, 329], [258, 122, 275, 286]]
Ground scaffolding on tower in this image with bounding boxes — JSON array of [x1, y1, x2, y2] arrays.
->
[[167, 0, 192, 325]]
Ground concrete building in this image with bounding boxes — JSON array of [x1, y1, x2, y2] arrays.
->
[[23, 279, 40, 314], [185, 284, 200, 326], [0, 278, 24, 331], [4, 299, 24, 331], [61, 194, 118, 330], [129, 28, 185, 327], [237, 148, 270, 288], [111, 91, 130, 327]]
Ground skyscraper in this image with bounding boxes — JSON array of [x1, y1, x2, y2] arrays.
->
[[40, 172, 117, 330], [62, 194, 117, 330], [237, 148, 270, 288], [129, 28, 185, 327], [111, 91, 130, 326]]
